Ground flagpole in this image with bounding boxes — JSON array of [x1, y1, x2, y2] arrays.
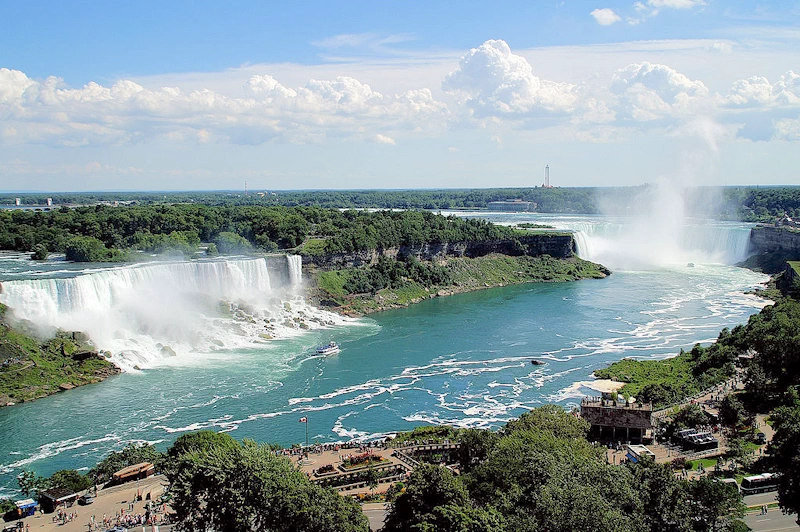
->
[[305, 418, 309, 448]]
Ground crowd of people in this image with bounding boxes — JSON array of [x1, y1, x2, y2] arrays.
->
[[86, 505, 169, 531]]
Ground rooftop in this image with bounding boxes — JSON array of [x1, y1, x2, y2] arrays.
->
[[581, 397, 652, 411]]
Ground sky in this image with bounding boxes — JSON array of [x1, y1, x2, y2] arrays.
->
[[1, 0, 800, 192]]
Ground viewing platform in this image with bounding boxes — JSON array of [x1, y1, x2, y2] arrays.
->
[[580, 396, 654, 444]]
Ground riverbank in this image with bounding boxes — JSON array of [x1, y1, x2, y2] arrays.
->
[[312, 254, 610, 316]]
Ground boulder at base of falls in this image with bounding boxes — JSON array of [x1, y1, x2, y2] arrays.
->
[[160, 345, 177, 357]]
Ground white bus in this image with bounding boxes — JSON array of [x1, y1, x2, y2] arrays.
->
[[740, 473, 779, 495]]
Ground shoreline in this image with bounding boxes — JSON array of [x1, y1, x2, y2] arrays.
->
[[313, 254, 611, 317]]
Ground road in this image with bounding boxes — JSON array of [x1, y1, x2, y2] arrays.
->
[[744, 493, 799, 532], [745, 512, 800, 532], [362, 503, 387, 531]]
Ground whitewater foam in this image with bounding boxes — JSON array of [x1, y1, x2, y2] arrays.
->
[[0, 256, 349, 371]]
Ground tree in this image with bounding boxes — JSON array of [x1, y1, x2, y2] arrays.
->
[[31, 243, 48, 260], [383, 464, 502, 532], [166, 434, 368, 532], [768, 389, 800, 523], [687, 476, 746, 532], [725, 437, 750, 464], [215, 231, 253, 254], [0, 498, 16, 515], [48, 469, 92, 493], [718, 394, 749, 430], [501, 404, 589, 439], [65, 235, 123, 262], [626, 459, 694, 531], [456, 428, 497, 473], [673, 404, 711, 430], [17, 470, 46, 498]]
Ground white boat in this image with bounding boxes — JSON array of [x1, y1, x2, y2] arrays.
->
[[315, 341, 340, 355]]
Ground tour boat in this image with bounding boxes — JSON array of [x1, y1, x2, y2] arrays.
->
[[315, 341, 341, 355]]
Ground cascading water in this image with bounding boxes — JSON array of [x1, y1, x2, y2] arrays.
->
[[0, 256, 345, 371], [287, 254, 303, 288], [554, 217, 753, 270]]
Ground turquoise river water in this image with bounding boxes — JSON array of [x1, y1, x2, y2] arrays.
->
[[0, 213, 770, 496]]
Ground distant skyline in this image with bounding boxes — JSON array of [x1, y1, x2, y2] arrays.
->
[[2, 1, 800, 191]]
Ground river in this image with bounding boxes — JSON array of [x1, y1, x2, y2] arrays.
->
[[0, 213, 769, 496]]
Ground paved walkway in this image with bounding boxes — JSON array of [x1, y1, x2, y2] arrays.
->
[[7, 476, 169, 532]]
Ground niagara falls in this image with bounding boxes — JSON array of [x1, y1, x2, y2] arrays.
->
[[0, 213, 770, 496]]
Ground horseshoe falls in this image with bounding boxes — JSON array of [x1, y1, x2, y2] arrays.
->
[[0, 214, 770, 497]]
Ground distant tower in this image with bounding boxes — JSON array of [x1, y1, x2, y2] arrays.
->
[[15, 198, 21, 206], [544, 165, 550, 188], [244, 181, 248, 196]]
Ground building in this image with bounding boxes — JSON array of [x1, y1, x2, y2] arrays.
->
[[580, 395, 654, 444], [542, 165, 552, 188], [38, 488, 80, 513], [14, 198, 21, 206], [111, 462, 155, 485], [487, 199, 533, 212]]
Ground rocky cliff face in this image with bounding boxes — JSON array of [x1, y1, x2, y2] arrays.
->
[[303, 234, 576, 269], [749, 225, 800, 255]]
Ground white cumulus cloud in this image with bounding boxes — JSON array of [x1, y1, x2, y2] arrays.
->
[[590, 8, 622, 25], [611, 62, 709, 121], [442, 39, 579, 121], [374, 133, 396, 145], [726, 71, 800, 108], [0, 68, 448, 146]]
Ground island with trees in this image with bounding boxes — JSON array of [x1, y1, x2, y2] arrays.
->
[[0, 303, 119, 407]]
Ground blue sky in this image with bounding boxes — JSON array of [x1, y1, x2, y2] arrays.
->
[[2, 0, 800, 191]]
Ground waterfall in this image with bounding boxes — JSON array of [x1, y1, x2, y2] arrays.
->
[[554, 218, 754, 270], [287, 255, 303, 288], [0, 256, 343, 371]]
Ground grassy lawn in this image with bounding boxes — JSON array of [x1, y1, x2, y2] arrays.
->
[[686, 458, 720, 470], [317, 270, 348, 298], [593, 353, 698, 401], [299, 238, 328, 256]]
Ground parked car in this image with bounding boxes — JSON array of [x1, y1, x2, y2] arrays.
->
[[78, 494, 95, 505], [755, 432, 767, 444]]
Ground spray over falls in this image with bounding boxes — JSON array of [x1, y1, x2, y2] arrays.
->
[[0, 255, 346, 371], [564, 218, 753, 270]]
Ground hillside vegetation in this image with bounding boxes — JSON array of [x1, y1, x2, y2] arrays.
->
[[3, 185, 799, 221], [316, 254, 609, 315], [0, 205, 526, 260]]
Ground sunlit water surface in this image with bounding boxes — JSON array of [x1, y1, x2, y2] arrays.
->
[[0, 213, 769, 495]]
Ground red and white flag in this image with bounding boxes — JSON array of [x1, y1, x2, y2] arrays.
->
[[299, 417, 308, 423]]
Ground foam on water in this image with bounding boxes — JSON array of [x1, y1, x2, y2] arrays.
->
[[0, 256, 349, 370], [0, 214, 773, 495]]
